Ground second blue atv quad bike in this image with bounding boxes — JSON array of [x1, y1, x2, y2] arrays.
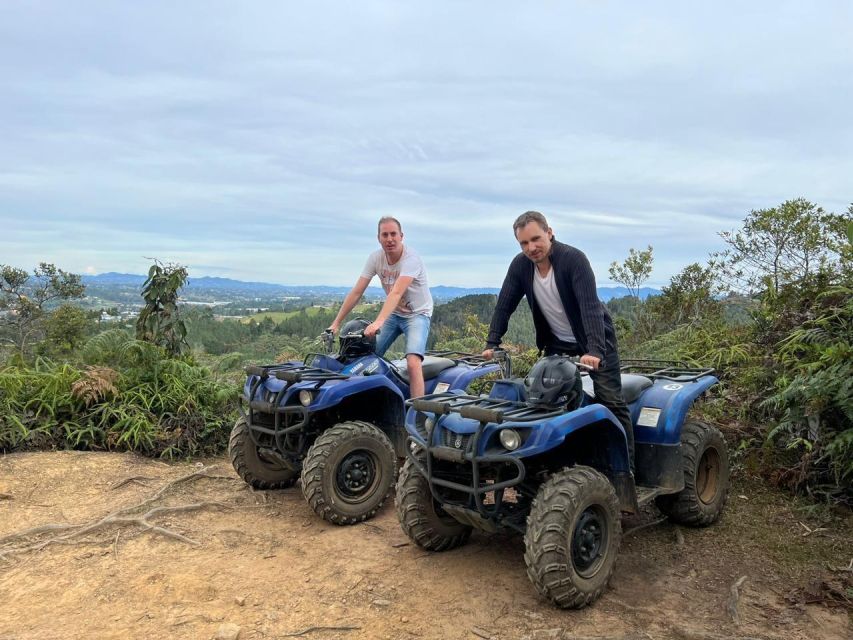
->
[[229, 318, 508, 525], [397, 356, 730, 609]]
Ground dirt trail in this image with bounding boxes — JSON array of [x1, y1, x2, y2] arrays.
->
[[0, 451, 849, 640]]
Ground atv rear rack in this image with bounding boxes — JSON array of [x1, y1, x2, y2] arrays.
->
[[619, 359, 715, 382], [409, 391, 564, 425], [425, 350, 495, 367]]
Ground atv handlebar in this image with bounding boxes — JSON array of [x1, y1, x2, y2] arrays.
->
[[318, 326, 381, 355], [319, 329, 335, 354], [492, 348, 512, 379]]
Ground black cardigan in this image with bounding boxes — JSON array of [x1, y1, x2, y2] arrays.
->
[[486, 240, 617, 361]]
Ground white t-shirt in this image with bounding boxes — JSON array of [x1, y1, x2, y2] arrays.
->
[[361, 245, 433, 317], [532, 266, 575, 342]]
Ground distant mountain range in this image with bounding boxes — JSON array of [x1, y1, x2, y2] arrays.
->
[[82, 273, 659, 302]]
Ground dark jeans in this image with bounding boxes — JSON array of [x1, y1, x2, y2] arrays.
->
[[544, 341, 635, 471]]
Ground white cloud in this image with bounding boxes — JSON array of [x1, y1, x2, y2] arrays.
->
[[1, 1, 851, 288]]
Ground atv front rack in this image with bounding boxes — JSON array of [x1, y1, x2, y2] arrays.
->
[[409, 391, 564, 425], [244, 362, 350, 383], [619, 359, 715, 382]]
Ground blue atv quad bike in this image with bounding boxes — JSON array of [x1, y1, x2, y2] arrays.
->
[[229, 318, 508, 525], [396, 356, 730, 609]]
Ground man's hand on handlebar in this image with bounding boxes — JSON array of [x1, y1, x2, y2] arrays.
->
[[579, 354, 601, 371], [364, 321, 382, 338]]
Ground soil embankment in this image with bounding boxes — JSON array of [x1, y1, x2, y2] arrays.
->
[[0, 451, 849, 640]]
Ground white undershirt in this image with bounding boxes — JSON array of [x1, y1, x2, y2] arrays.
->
[[532, 266, 576, 342]]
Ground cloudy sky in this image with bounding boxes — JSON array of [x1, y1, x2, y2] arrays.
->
[[2, 1, 851, 288]]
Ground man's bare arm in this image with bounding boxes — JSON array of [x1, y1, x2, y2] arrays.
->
[[364, 276, 414, 337], [329, 276, 371, 333]]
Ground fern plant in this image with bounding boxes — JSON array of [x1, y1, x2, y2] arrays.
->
[[761, 285, 853, 502]]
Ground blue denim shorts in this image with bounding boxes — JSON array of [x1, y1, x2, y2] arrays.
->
[[374, 313, 430, 358]]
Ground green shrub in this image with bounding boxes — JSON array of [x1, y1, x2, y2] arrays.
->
[[762, 285, 853, 503], [0, 331, 238, 457]]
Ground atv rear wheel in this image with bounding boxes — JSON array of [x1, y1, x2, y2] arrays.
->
[[228, 417, 298, 489], [395, 457, 472, 551], [301, 421, 396, 525], [655, 420, 730, 526], [524, 466, 621, 609]]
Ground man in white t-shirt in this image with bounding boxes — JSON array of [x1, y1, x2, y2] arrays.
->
[[328, 216, 434, 397]]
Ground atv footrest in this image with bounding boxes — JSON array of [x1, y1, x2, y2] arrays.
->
[[635, 485, 669, 506]]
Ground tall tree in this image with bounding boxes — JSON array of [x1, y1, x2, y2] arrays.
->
[[608, 245, 654, 299], [655, 261, 725, 325], [0, 262, 85, 358], [136, 261, 189, 356], [718, 198, 848, 294]]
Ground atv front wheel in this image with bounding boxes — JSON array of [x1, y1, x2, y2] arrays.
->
[[524, 466, 621, 609], [655, 420, 730, 526], [301, 421, 396, 525], [395, 457, 472, 551], [228, 417, 298, 489]]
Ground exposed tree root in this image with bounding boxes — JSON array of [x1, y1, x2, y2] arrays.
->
[[110, 475, 154, 489], [727, 575, 748, 624], [0, 465, 233, 563], [282, 626, 361, 636]]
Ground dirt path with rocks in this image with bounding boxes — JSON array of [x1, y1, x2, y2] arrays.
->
[[0, 451, 850, 640]]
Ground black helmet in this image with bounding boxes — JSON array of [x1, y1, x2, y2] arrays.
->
[[338, 318, 376, 358], [524, 355, 583, 409]]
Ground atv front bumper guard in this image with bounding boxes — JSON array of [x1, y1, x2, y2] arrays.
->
[[406, 431, 527, 531], [405, 396, 532, 528], [239, 363, 350, 452], [238, 397, 310, 452], [405, 393, 569, 518]]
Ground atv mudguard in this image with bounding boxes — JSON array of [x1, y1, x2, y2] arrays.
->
[[406, 402, 632, 477], [631, 375, 719, 446]]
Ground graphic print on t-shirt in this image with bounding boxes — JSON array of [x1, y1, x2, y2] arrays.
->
[[380, 267, 413, 314], [361, 246, 433, 317]]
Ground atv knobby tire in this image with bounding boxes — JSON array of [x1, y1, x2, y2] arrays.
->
[[655, 420, 730, 526], [395, 457, 472, 551], [301, 421, 395, 525], [229, 417, 298, 490], [524, 466, 621, 609]]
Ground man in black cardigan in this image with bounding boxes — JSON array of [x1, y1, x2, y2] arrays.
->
[[483, 210, 634, 469]]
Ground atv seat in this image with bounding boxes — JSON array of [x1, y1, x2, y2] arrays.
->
[[391, 356, 456, 383], [582, 373, 653, 404]]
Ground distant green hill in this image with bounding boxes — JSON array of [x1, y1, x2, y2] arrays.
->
[[428, 294, 535, 348]]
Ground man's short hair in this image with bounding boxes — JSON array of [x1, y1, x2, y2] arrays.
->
[[377, 216, 403, 234], [513, 211, 550, 235]]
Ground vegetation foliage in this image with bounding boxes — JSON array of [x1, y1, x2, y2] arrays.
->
[[0, 330, 235, 457]]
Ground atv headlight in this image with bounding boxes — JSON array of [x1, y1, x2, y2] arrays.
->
[[298, 390, 314, 406], [499, 428, 521, 451], [424, 416, 435, 432]]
